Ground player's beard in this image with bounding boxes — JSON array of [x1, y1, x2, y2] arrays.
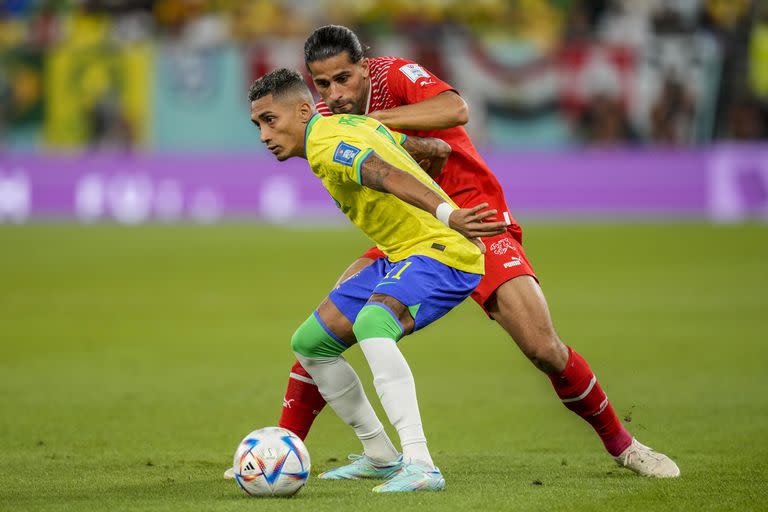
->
[[330, 101, 354, 114], [331, 96, 365, 115]]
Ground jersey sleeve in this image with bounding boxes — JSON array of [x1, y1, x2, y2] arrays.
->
[[374, 123, 407, 146], [390, 129, 407, 145], [386, 58, 457, 105]]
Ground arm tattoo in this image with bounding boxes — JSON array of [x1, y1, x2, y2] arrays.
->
[[401, 136, 432, 160], [360, 152, 392, 192], [360, 151, 445, 213]]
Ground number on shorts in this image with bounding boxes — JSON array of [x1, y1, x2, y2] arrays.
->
[[384, 261, 412, 280]]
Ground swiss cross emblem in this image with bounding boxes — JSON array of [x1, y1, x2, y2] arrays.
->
[[490, 238, 515, 255]]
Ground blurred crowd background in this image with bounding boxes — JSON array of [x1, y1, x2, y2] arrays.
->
[[1, 0, 766, 152]]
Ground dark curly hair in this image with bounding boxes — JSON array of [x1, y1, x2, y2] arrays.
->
[[248, 68, 311, 102]]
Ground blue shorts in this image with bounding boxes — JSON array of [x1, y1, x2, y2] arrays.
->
[[328, 255, 481, 333]]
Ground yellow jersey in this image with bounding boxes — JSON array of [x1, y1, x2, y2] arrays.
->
[[304, 113, 483, 275]]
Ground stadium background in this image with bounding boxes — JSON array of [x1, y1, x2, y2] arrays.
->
[[1, 1, 767, 511]]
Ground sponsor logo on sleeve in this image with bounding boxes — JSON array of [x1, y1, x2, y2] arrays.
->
[[333, 141, 361, 166], [399, 63, 431, 83]]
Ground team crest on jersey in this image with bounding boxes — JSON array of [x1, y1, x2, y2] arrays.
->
[[399, 63, 430, 83], [333, 141, 361, 166]]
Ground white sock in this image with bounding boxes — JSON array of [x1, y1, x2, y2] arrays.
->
[[358, 337, 434, 467], [294, 353, 398, 462], [358, 428, 399, 463]]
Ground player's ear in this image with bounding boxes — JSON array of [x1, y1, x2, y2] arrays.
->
[[360, 58, 370, 79], [298, 102, 313, 122]]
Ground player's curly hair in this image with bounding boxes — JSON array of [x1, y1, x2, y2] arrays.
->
[[304, 25, 369, 65], [248, 68, 311, 102]]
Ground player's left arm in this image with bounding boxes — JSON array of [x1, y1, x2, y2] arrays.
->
[[369, 91, 468, 130], [359, 152, 506, 249], [400, 135, 451, 179]]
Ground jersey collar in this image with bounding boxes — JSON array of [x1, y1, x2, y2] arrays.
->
[[304, 113, 321, 149]]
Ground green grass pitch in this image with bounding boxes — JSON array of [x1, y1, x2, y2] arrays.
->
[[1, 223, 767, 511]]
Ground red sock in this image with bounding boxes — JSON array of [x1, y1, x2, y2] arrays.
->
[[278, 360, 327, 441], [549, 346, 633, 456]]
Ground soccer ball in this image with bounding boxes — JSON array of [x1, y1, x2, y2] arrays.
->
[[232, 426, 311, 497]]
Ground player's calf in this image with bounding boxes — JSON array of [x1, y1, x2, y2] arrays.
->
[[292, 309, 400, 464], [353, 301, 434, 468], [278, 361, 326, 441], [549, 346, 633, 456]]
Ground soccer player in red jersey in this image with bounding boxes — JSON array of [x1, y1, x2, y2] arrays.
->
[[265, 25, 679, 479]]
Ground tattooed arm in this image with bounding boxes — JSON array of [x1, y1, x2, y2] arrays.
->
[[400, 135, 451, 179], [359, 152, 506, 249]]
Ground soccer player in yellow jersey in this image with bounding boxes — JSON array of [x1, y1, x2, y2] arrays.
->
[[248, 68, 506, 493]]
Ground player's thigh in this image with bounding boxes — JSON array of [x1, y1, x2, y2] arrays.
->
[[486, 275, 568, 370], [365, 256, 480, 335], [471, 231, 537, 318], [333, 256, 376, 289], [486, 275, 555, 340], [326, 257, 391, 340], [316, 296, 355, 345], [368, 293, 414, 335]]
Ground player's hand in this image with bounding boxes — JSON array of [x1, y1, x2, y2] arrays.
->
[[448, 203, 508, 243]]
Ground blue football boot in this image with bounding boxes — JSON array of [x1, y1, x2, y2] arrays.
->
[[318, 454, 403, 480], [371, 462, 445, 493]]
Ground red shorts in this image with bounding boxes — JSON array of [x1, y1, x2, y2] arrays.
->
[[360, 229, 537, 316]]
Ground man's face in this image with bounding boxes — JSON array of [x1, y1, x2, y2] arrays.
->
[[308, 52, 370, 115], [250, 94, 309, 161]]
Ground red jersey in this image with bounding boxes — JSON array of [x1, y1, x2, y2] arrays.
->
[[316, 56, 522, 240]]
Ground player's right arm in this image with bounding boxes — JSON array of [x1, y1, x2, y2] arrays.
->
[[370, 90, 468, 130], [368, 59, 468, 130], [359, 152, 506, 250]]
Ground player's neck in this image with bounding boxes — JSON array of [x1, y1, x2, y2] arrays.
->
[[363, 79, 372, 115]]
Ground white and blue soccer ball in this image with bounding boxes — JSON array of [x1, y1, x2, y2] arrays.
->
[[232, 426, 311, 497]]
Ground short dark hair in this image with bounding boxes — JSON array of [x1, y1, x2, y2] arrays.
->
[[248, 68, 311, 102], [304, 25, 367, 65]]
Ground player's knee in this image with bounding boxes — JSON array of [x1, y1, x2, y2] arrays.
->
[[352, 304, 404, 342], [290, 320, 315, 357], [524, 334, 568, 374], [291, 314, 346, 359]]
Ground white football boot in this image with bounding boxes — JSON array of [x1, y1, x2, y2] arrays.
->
[[224, 467, 235, 480], [615, 438, 680, 478]]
